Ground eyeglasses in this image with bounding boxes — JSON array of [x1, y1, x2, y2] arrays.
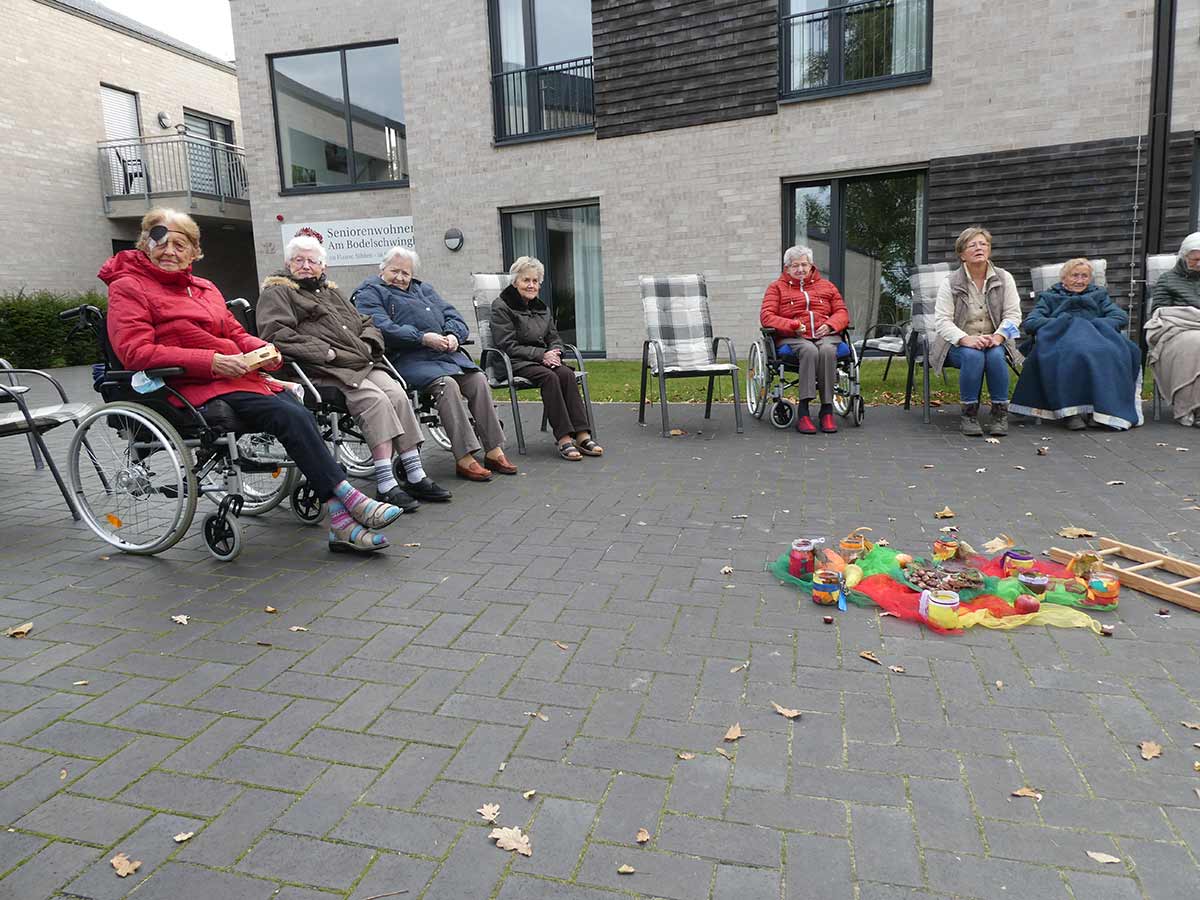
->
[[291, 258, 323, 267]]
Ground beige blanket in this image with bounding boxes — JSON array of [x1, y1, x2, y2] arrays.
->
[[1146, 306, 1200, 426]]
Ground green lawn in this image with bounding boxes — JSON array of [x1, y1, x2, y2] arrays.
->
[[495, 358, 1156, 406]]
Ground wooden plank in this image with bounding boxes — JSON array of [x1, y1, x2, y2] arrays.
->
[[1116, 559, 1164, 573], [1047, 546, 1200, 613]]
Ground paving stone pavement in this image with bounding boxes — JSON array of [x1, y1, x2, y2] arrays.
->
[[2, 366, 1200, 900]]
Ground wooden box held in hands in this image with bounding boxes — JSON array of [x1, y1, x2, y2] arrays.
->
[[242, 345, 281, 371]]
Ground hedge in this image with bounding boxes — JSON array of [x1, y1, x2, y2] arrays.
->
[[0, 291, 107, 369]]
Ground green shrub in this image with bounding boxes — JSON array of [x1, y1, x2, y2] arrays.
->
[[0, 291, 107, 369]]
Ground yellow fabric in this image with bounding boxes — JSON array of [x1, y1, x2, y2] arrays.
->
[[957, 605, 1103, 634]]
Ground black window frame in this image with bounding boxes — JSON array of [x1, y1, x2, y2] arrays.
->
[[778, 0, 934, 103], [183, 108, 235, 144], [268, 40, 409, 196]]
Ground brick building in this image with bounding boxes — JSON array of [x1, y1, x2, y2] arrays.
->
[[3, 0, 257, 301], [228, 0, 1199, 358]]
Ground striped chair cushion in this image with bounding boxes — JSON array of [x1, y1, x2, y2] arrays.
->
[[471, 273, 511, 384], [1029, 259, 1107, 296], [1145, 253, 1178, 317], [639, 274, 723, 373], [907, 263, 953, 337]]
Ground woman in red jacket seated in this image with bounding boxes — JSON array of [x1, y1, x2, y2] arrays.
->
[[759, 245, 851, 433], [101, 208, 403, 554]]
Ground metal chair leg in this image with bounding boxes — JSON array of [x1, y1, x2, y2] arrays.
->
[[903, 346, 917, 410], [704, 375, 715, 419], [638, 346, 650, 425], [882, 352, 894, 382], [730, 370, 744, 433], [26, 433, 44, 469], [508, 383, 526, 455], [657, 371, 671, 437], [34, 430, 80, 520], [922, 347, 932, 425], [580, 375, 596, 439]]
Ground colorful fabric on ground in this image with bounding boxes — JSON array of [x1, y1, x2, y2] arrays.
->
[[770, 546, 1110, 634]]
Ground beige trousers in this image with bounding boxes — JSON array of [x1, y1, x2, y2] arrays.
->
[[313, 368, 421, 454], [424, 371, 506, 459]]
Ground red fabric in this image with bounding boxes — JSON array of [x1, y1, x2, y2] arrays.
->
[[101, 250, 282, 407], [759, 268, 851, 339], [972, 554, 1071, 580]]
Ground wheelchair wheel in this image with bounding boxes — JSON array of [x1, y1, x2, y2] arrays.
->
[[208, 433, 296, 516], [336, 438, 374, 478], [426, 422, 452, 452], [289, 479, 325, 525], [852, 395, 865, 426], [202, 511, 243, 562], [833, 368, 853, 419], [68, 401, 197, 555], [770, 399, 796, 429], [746, 341, 769, 420]]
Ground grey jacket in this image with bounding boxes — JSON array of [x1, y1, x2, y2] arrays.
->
[[929, 265, 1025, 374]]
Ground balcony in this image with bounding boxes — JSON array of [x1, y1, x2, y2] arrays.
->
[[492, 56, 594, 143], [98, 134, 251, 222], [780, 0, 931, 101]]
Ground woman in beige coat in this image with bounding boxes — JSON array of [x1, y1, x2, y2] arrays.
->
[[256, 231, 450, 509]]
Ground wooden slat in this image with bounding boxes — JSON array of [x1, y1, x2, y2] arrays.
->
[[1098, 539, 1200, 579], [1116, 559, 1164, 573], [1047, 545, 1200, 613]]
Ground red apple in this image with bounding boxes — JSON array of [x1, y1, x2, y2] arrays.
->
[[1014, 594, 1041, 615]]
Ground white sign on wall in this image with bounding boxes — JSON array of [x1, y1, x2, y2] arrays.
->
[[281, 216, 415, 267]]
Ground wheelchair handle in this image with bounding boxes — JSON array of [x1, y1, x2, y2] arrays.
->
[[59, 304, 102, 323]]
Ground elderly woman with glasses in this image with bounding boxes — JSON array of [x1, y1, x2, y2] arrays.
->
[[931, 226, 1024, 436], [102, 209, 403, 553], [354, 246, 516, 483], [256, 230, 451, 510]]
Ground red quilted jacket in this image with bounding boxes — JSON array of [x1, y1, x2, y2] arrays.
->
[[101, 250, 282, 407], [759, 267, 850, 340]]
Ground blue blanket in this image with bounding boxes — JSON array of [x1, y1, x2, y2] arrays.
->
[[1009, 316, 1143, 429]]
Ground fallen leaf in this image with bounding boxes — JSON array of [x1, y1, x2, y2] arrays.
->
[[617, 864, 636, 874], [1083, 454, 1096, 459], [264, 606, 277, 614], [677, 751, 696, 760], [1057, 526, 1097, 539], [715, 746, 734, 760], [729, 661, 748, 674], [1106, 481, 1126, 486], [888, 665, 906, 674], [400, 542, 422, 548], [635, 828, 650, 844], [1178, 447, 1190, 452], [110, 853, 142, 878], [525, 711, 549, 722], [771, 701, 801, 720], [1012, 464, 1026, 470], [975, 467, 987, 474], [522, 789, 537, 800], [669, 428, 687, 436], [1086, 851, 1121, 864], [489, 825, 532, 857], [1139, 740, 1163, 760], [256, 641, 272, 647], [730, 514, 748, 520], [1037, 446, 1050, 456], [859, 650, 881, 665], [939, 525, 958, 534], [723, 722, 743, 742], [59, 768, 68, 780], [720, 565, 734, 575], [554, 641, 570, 651], [922, 464, 935, 469], [934, 506, 955, 519], [995, 680, 1004, 690], [73, 680, 89, 686], [477, 803, 500, 823], [1011, 786, 1042, 801], [173, 831, 194, 843], [1195, 761, 1200, 772], [1156, 442, 1168, 447], [5, 622, 33, 638], [1182, 722, 1200, 730], [983, 534, 1014, 554], [288, 625, 308, 632], [170, 615, 189, 625], [985, 437, 1001, 444]]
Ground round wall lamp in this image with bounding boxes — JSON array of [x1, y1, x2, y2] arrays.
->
[[157, 111, 173, 129], [444, 227, 464, 252]]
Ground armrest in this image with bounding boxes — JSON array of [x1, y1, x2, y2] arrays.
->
[[642, 339, 667, 373], [287, 362, 324, 405], [480, 347, 517, 385], [376, 357, 409, 391], [0, 367, 71, 403], [712, 336, 738, 367], [561, 343, 587, 376]]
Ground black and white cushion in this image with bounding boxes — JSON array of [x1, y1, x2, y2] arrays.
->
[[638, 274, 733, 374], [907, 263, 953, 338], [1029, 258, 1107, 296]]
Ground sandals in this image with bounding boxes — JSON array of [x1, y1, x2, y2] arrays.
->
[[328, 523, 389, 553], [577, 437, 603, 457], [557, 440, 583, 461]]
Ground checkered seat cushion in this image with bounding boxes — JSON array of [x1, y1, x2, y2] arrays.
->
[[638, 275, 735, 374], [0, 402, 91, 438], [1029, 258, 1108, 295], [1145, 253, 1178, 317], [907, 263, 953, 338]]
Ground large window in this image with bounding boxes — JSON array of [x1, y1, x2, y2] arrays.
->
[[270, 42, 408, 193], [489, 0, 595, 142], [781, 0, 931, 99], [785, 171, 925, 329], [501, 203, 605, 355]]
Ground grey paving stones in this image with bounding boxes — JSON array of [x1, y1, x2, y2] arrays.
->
[[330, 804, 459, 855], [235, 830, 374, 889], [15, 792, 150, 844], [216, 747, 327, 791]]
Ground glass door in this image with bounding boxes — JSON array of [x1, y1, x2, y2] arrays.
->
[[184, 111, 234, 196], [501, 203, 605, 355]]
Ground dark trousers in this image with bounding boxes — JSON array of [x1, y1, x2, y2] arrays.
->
[[516, 363, 590, 440], [210, 391, 345, 501]]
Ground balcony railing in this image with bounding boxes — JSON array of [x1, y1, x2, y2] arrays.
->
[[98, 134, 249, 212], [492, 56, 594, 142], [781, 0, 930, 98]]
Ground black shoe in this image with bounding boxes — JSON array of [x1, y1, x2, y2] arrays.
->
[[377, 485, 420, 513], [404, 476, 452, 502]]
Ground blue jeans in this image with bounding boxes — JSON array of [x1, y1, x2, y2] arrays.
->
[[946, 344, 1008, 405]]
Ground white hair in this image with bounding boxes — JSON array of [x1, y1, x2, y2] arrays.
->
[[509, 255, 545, 282], [284, 234, 326, 265], [1178, 232, 1200, 259], [380, 246, 419, 271], [783, 245, 814, 268]]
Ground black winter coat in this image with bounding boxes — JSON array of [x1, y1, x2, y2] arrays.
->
[[489, 284, 564, 376]]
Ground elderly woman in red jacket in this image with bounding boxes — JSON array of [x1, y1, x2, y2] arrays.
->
[[102, 208, 403, 554], [759, 245, 851, 433]]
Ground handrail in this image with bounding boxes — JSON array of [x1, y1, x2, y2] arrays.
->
[[492, 55, 593, 78], [492, 55, 594, 142], [98, 134, 246, 153]]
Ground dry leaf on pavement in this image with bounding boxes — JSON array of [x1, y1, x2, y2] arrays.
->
[[288, 626, 308, 632], [635, 828, 650, 844], [170, 615, 189, 625], [72, 680, 89, 686], [888, 665, 906, 674], [723, 723, 743, 742], [1139, 740, 1163, 760], [730, 514, 748, 520], [110, 853, 142, 878], [264, 606, 277, 614], [669, 428, 687, 436], [400, 542, 422, 548], [677, 751, 695, 760], [1086, 851, 1121, 864], [59, 768, 67, 780], [859, 650, 881, 665], [729, 661, 748, 674], [1037, 446, 1050, 455], [1011, 787, 1042, 801], [975, 467, 987, 473], [1057, 526, 1097, 539], [477, 803, 500, 823], [617, 864, 636, 874], [771, 701, 801, 720], [173, 832, 194, 843], [982, 534, 1014, 554], [554, 641, 570, 651], [934, 506, 956, 519], [256, 641, 272, 647], [985, 437, 1001, 444], [522, 789, 537, 800], [1106, 481, 1126, 486], [1181, 722, 1200, 730], [525, 711, 549, 721], [720, 565, 734, 575], [715, 747, 734, 760], [922, 464, 935, 469], [4, 622, 32, 638], [995, 680, 1004, 690], [1012, 464, 1026, 470], [489, 825, 532, 857]]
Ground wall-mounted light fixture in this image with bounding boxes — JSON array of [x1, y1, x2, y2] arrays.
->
[[157, 111, 173, 129], [444, 227, 464, 252]]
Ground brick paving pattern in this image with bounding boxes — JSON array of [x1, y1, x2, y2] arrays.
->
[[1, 367, 1200, 899]]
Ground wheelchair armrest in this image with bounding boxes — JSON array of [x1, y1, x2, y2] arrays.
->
[[375, 356, 409, 390], [287, 362, 325, 405], [0, 367, 73, 403]]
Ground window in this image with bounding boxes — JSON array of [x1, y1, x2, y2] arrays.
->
[[501, 203, 606, 355], [785, 171, 925, 329], [489, 0, 594, 141], [270, 42, 408, 193], [182, 110, 245, 200], [780, 0, 931, 99]]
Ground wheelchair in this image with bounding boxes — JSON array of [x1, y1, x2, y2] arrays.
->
[[745, 327, 865, 428], [61, 305, 302, 561]]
